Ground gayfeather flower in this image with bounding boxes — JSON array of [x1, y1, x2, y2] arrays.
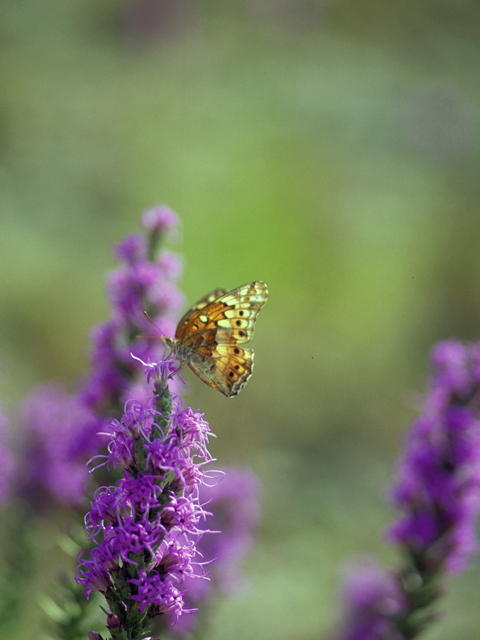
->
[[77, 358, 215, 639], [141, 205, 180, 238], [17, 206, 184, 509], [6, 207, 262, 640], [80, 209, 184, 416], [334, 558, 405, 640], [389, 341, 480, 573], [335, 340, 480, 640]]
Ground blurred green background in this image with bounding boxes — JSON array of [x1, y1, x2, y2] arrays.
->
[[2, 1, 480, 638]]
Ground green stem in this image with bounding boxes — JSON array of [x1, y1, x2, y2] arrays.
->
[[152, 380, 173, 439]]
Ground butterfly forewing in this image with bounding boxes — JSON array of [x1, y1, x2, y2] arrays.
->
[[170, 281, 267, 397], [175, 288, 227, 340], [179, 282, 267, 344]]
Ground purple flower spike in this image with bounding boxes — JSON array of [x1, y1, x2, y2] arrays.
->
[[389, 340, 480, 575], [335, 340, 480, 640], [335, 557, 405, 640], [386, 340, 480, 637], [77, 356, 216, 638], [16, 208, 185, 512], [78, 209, 184, 422]]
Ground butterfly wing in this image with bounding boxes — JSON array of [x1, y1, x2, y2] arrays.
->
[[177, 282, 268, 344], [175, 288, 227, 340], [188, 345, 255, 397], [176, 281, 268, 397]]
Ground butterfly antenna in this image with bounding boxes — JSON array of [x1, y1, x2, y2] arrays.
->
[[143, 311, 167, 338], [142, 311, 171, 361], [135, 312, 166, 342]]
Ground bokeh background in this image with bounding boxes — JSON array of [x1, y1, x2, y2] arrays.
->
[[2, 1, 480, 638]]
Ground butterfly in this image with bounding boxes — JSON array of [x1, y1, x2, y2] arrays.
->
[[162, 281, 268, 397]]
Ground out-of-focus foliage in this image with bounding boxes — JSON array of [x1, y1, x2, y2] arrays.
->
[[2, 1, 480, 639]]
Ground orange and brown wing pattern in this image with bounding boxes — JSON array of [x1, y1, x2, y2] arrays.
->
[[171, 281, 268, 397], [179, 282, 267, 346], [206, 344, 255, 396], [175, 288, 227, 340]]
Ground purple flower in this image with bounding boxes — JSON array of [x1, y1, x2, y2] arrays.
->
[[334, 557, 405, 640], [79, 319, 126, 412], [77, 359, 215, 637], [141, 205, 180, 238], [18, 384, 102, 508], [80, 238, 184, 415], [107, 260, 179, 324], [334, 340, 480, 640], [86, 487, 121, 534], [7, 209, 262, 640], [15, 210, 185, 511], [195, 467, 262, 593], [389, 340, 480, 574], [129, 569, 186, 619], [81, 208, 183, 417], [115, 233, 148, 265], [0, 404, 15, 504]]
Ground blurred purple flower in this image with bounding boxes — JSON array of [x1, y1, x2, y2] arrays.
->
[[141, 205, 180, 239], [17, 383, 103, 508], [334, 557, 405, 640], [389, 340, 480, 574], [196, 467, 262, 593], [0, 404, 15, 504], [81, 234, 184, 414], [115, 233, 148, 265], [335, 339, 480, 640]]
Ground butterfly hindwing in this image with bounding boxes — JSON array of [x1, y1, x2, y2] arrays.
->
[[188, 345, 254, 397], [213, 344, 254, 396]]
